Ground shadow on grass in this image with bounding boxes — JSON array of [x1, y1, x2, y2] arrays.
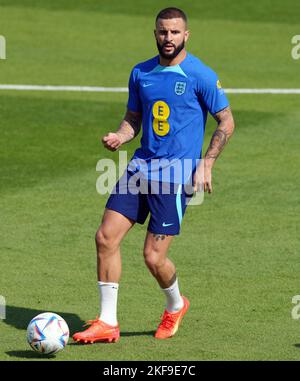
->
[[4, 305, 156, 356], [68, 330, 156, 346], [121, 330, 155, 337], [4, 305, 85, 333], [4, 306, 155, 337], [5, 350, 56, 359], [3, 305, 85, 359]]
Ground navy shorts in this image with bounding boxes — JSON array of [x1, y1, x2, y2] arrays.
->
[[106, 170, 193, 235]]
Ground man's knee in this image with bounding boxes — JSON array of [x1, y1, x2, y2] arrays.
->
[[143, 248, 165, 271], [95, 227, 119, 253]]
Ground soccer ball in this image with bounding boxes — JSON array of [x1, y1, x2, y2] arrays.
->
[[27, 312, 69, 354]]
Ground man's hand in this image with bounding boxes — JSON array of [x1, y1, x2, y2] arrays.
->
[[102, 109, 142, 152], [102, 132, 124, 151], [193, 158, 213, 194]]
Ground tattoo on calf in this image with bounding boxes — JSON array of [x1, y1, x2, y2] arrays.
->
[[169, 273, 177, 286], [152, 234, 169, 241]]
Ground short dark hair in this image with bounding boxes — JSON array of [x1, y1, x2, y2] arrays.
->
[[155, 7, 187, 25]]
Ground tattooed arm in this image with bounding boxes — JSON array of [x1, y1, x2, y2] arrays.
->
[[102, 109, 142, 151], [193, 106, 235, 193], [205, 107, 235, 162]]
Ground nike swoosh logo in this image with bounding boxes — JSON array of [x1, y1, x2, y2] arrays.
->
[[142, 83, 153, 87], [162, 222, 174, 227]]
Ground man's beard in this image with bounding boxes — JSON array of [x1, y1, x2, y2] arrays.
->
[[156, 39, 185, 60]]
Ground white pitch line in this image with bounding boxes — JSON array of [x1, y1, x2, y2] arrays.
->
[[0, 84, 128, 92], [225, 88, 300, 94], [0, 84, 300, 94]]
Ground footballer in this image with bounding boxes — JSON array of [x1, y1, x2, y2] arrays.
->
[[73, 7, 235, 343]]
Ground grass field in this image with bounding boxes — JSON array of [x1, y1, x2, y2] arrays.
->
[[0, 0, 300, 361]]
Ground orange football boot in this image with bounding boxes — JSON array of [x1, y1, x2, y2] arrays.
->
[[155, 296, 190, 339], [73, 317, 120, 344]]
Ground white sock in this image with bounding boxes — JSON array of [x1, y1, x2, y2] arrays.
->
[[162, 278, 184, 313], [98, 281, 119, 326]]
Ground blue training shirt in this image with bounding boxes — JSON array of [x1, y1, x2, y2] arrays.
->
[[127, 52, 229, 184]]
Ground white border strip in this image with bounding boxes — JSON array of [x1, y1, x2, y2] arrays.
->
[[0, 84, 300, 94]]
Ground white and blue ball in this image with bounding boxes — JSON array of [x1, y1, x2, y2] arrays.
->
[[27, 312, 69, 354]]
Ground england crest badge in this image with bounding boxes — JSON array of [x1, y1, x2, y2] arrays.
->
[[175, 81, 186, 95]]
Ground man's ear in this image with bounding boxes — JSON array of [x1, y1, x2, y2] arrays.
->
[[184, 30, 190, 43]]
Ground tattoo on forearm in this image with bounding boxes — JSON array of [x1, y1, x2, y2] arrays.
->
[[124, 111, 142, 137], [205, 129, 229, 159], [205, 107, 234, 160], [115, 110, 142, 145], [152, 234, 169, 241]]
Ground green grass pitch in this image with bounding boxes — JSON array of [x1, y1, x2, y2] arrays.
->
[[0, 0, 299, 360]]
